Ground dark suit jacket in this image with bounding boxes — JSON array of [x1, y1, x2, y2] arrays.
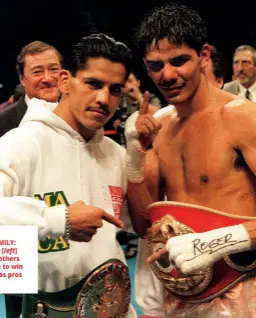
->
[[0, 95, 27, 137]]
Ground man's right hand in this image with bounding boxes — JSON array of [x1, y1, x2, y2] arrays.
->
[[68, 201, 124, 242], [136, 91, 162, 150]]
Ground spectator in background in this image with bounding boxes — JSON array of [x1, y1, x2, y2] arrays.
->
[[0, 41, 63, 137], [0, 84, 25, 111], [0, 40, 62, 318], [223, 45, 256, 101], [121, 72, 161, 115], [205, 44, 225, 88], [110, 72, 161, 146]]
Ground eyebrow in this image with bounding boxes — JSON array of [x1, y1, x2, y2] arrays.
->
[[83, 77, 125, 86], [146, 54, 191, 63], [173, 54, 191, 59], [145, 59, 162, 63]]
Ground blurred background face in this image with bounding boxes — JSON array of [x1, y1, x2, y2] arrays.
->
[[233, 50, 256, 88], [123, 73, 141, 100], [19, 49, 61, 102]]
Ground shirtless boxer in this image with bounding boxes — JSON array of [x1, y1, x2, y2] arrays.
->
[[125, 3, 256, 317], [134, 43, 226, 318]]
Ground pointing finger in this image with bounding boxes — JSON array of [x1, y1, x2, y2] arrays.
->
[[139, 91, 150, 115], [102, 211, 124, 228]]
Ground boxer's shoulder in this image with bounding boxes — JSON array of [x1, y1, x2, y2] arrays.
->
[[223, 97, 256, 122], [222, 97, 256, 144]]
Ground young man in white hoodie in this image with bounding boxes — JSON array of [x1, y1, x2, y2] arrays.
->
[[0, 33, 137, 317]]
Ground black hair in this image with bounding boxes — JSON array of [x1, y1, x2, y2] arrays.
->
[[209, 45, 225, 79], [66, 33, 133, 80], [135, 2, 208, 57]]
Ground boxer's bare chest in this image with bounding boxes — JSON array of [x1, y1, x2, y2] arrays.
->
[[156, 111, 247, 193]]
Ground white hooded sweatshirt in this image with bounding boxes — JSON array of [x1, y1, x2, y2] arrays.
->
[[0, 98, 136, 317]]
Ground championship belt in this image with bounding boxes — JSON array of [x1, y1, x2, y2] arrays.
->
[[22, 259, 130, 317], [146, 201, 256, 303]]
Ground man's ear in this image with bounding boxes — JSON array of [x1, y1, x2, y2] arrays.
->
[[200, 44, 211, 69], [19, 74, 25, 87], [217, 77, 224, 89], [58, 70, 70, 94]]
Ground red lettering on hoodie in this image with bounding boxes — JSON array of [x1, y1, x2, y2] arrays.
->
[[108, 185, 123, 218]]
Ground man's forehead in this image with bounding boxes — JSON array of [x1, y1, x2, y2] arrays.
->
[[145, 39, 193, 60], [234, 50, 253, 61], [25, 50, 60, 67], [76, 57, 126, 84], [84, 56, 125, 68], [76, 73, 126, 86]]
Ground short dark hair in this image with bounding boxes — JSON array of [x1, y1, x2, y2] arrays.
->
[[16, 41, 63, 76], [135, 2, 208, 57], [209, 45, 225, 80], [66, 33, 133, 80]]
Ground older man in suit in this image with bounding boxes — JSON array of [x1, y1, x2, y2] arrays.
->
[[0, 40, 63, 137], [223, 45, 256, 102], [0, 40, 62, 318]]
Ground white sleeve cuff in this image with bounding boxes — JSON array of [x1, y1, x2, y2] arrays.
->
[[44, 205, 66, 239]]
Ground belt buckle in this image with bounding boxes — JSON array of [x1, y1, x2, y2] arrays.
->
[[74, 259, 130, 317], [146, 214, 213, 297]]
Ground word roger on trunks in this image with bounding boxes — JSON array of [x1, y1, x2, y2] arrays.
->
[[125, 2, 256, 318]]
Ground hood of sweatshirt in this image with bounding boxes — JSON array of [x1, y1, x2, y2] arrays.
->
[[20, 97, 104, 144]]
